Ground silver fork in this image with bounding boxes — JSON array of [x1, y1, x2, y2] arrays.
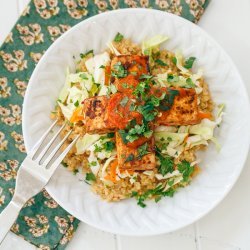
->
[[0, 120, 79, 244]]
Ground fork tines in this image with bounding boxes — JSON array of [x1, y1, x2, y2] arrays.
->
[[29, 120, 79, 169]]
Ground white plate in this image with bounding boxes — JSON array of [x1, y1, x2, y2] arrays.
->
[[22, 9, 250, 236]]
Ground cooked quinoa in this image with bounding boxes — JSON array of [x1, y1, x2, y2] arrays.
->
[[51, 33, 223, 207]]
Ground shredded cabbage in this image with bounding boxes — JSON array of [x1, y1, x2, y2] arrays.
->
[[175, 50, 189, 74], [87, 151, 101, 176], [155, 170, 181, 180], [76, 134, 101, 155], [163, 175, 183, 191], [85, 52, 110, 85], [107, 42, 121, 56], [155, 125, 178, 133], [142, 35, 169, 55], [57, 102, 73, 120], [100, 156, 117, 185], [154, 131, 188, 157], [57, 70, 98, 120]]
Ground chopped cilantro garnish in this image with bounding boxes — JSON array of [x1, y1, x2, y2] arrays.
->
[[159, 89, 179, 111], [80, 49, 93, 59], [94, 144, 102, 153], [131, 191, 138, 197], [155, 59, 168, 66], [99, 65, 105, 69], [122, 83, 129, 88], [137, 103, 156, 122], [139, 74, 153, 80], [149, 95, 161, 107], [157, 154, 174, 176], [103, 141, 115, 152], [155, 196, 162, 203], [172, 56, 177, 65], [167, 74, 179, 83], [130, 71, 137, 76], [89, 161, 97, 166], [177, 160, 194, 182], [125, 154, 135, 163], [118, 129, 129, 144], [184, 57, 196, 69], [112, 62, 128, 78], [137, 143, 149, 159], [74, 100, 79, 107], [79, 73, 88, 80], [114, 32, 124, 42], [85, 173, 96, 182], [126, 134, 139, 142], [61, 161, 68, 168], [131, 184, 176, 207], [73, 169, 79, 175], [168, 179, 174, 186], [143, 130, 153, 138], [129, 103, 136, 111], [107, 132, 115, 138], [186, 78, 196, 88], [129, 124, 145, 135]]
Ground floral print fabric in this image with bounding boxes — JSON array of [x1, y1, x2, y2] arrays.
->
[[0, 0, 209, 249]]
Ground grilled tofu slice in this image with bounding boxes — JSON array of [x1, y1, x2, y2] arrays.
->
[[156, 88, 200, 126], [111, 55, 149, 93], [82, 96, 115, 134], [116, 132, 156, 171]]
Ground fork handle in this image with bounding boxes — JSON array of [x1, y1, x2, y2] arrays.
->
[[0, 200, 22, 244]]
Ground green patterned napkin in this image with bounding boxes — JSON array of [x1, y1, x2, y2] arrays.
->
[[0, 0, 209, 249]]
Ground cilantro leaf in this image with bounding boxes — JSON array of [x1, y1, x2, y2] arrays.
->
[[118, 130, 129, 144], [186, 78, 196, 88], [131, 184, 176, 208], [158, 155, 174, 176], [137, 143, 149, 159], [73, 169, 79, 175], [80, 50, 93, 59], [184, 57, 196, 69], [125, 154, 135, 163], [167, 74, 179, 83], [112, 62, 127, 78], [155, 59, 168, 66], [139, 74, 153, 80], [107, 132, 115, 138], [74, 100, 79, 107], [103, 141, 115, 152], [172, 56, 177, 65], [143, 130, 153, 138], [177, 160, 194, 182], [79, 73, 88, 80], [61, 161, 68, 168], [114, 32, 124, 42], [85, 173, 96, 182], [159, 89, 179, 111]]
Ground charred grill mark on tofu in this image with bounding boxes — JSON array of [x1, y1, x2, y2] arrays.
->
[[85, 99, 102, 119], [82, 96, 115, 134]]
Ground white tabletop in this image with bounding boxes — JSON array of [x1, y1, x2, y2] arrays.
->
[[0, 0, 249, 249]]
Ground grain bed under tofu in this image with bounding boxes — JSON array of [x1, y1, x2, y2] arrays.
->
[[116, 132, 156, 171], [156, 88, 200, 126], [82, 96, 115, 134]]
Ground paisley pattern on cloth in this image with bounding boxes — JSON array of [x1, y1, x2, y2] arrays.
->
[[0, 0, 209, 248]]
